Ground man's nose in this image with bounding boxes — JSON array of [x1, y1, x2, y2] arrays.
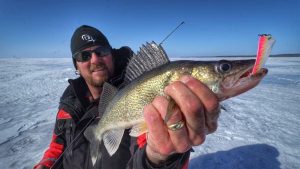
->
[[90, 52, 103, 64]]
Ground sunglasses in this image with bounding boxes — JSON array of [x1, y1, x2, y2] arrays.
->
[[73, 47, 112, 62]]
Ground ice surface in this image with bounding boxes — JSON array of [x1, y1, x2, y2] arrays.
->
[[0, 57, 299, 169], [0, 58, 76, 169]]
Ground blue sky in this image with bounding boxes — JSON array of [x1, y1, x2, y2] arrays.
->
[[0, 0, 299, 58]]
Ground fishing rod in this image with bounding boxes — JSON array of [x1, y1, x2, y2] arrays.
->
[[50, 115, 96, 169], [159, 21, 185, 46]]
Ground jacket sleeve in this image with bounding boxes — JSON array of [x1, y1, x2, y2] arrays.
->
[[34, 109, 71, 168], [128, 133, 190, 169]]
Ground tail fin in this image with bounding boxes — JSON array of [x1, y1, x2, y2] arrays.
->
[[84, 125, 102, 166]]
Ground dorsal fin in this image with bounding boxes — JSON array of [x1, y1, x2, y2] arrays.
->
[[124, 41, 170, 83]]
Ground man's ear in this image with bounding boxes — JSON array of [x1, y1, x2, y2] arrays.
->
[[75, 69, 80, 75], [75, 62, 81, 75], [73, 58, 78, 70]]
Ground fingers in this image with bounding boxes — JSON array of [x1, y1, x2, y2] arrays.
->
[[180, 76, 219, 113], [165, 75, 220, 135], [144, 75, 221, 164], [183, 76, 221, 134], [143, 100, 171, 156], [164, 80, 206, 145], [152, 97, 190, 153], [179, 76, 220, 134], [144, 99, 172, 164], [144, 96, 190, 154]]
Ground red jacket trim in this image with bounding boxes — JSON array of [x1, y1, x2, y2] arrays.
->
[[57, 109, 71, 119], [34, 133, 64, 168], [182, 159, 189, 169], [137, 133, 147, 148]]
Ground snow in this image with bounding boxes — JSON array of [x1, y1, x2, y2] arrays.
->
[[0, 57, 299, 169]]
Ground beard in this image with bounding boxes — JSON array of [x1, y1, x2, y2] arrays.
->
[[84, 63, 113, 88], [88, 74, 109, 87]]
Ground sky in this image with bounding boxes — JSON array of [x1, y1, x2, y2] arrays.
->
[[0, 0, 299, 58]]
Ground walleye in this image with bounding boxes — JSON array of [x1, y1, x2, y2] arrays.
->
[[84, 41, 268, 165]]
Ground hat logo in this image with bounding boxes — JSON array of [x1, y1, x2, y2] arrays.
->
[[81, 34, 95, 43]]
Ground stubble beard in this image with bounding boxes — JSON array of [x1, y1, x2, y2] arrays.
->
[[89, 64, 113, 87], [89, 75, 109, 88]]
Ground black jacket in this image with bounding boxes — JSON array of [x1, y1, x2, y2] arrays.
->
[[56, 77, 132, 169], [51, 77, 190, 169]]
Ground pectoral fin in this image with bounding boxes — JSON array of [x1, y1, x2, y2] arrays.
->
[[99, 82, 118, 117], [103, 129, 125, 156], [130, 122, 148, 137]]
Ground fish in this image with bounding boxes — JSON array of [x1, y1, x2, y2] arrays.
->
[[84, 41, 269, 165]]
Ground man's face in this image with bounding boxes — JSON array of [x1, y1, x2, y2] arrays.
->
[[76, 45, 114, 88]]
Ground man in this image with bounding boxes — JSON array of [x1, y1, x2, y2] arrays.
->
[[34, 25, 220, 169]]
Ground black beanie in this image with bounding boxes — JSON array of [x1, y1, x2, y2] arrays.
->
[[71, 25, 112, 69]]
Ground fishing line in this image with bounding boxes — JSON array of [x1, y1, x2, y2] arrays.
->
[[159, 21, 185, 46], [50, 116, 96, 169]]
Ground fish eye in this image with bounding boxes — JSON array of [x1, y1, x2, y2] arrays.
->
[[217, 61, 232, 73]]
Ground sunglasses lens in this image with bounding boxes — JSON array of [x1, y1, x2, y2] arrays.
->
[[81, 51, 92, 61], [73, 47, 111, 62], [94, 47, 111, 57], [73, 51, 92, 62]]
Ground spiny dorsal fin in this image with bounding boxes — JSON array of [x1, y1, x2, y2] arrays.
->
[[98, 82, 118, 117], [124, 41, 170, 83]]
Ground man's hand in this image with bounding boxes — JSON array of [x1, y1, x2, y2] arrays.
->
[[143, 76, 220, 164]]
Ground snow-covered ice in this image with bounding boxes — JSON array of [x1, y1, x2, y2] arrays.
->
[[0, 56, 299, 169], [0, 58, 76, 169]]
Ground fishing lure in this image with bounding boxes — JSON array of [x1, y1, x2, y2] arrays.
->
[[252, 34, 276, 74]]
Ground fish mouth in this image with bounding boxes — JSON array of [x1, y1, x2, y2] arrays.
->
[[219, 64, 268, 101], [234, 67, 268, 88]]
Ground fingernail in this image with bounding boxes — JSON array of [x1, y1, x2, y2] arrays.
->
[[180, 75, 192, 83]]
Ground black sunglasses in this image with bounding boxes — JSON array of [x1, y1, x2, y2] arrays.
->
[[73, 47, 112, 62]]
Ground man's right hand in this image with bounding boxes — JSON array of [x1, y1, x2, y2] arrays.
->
[[144, 75, 221, 165]]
